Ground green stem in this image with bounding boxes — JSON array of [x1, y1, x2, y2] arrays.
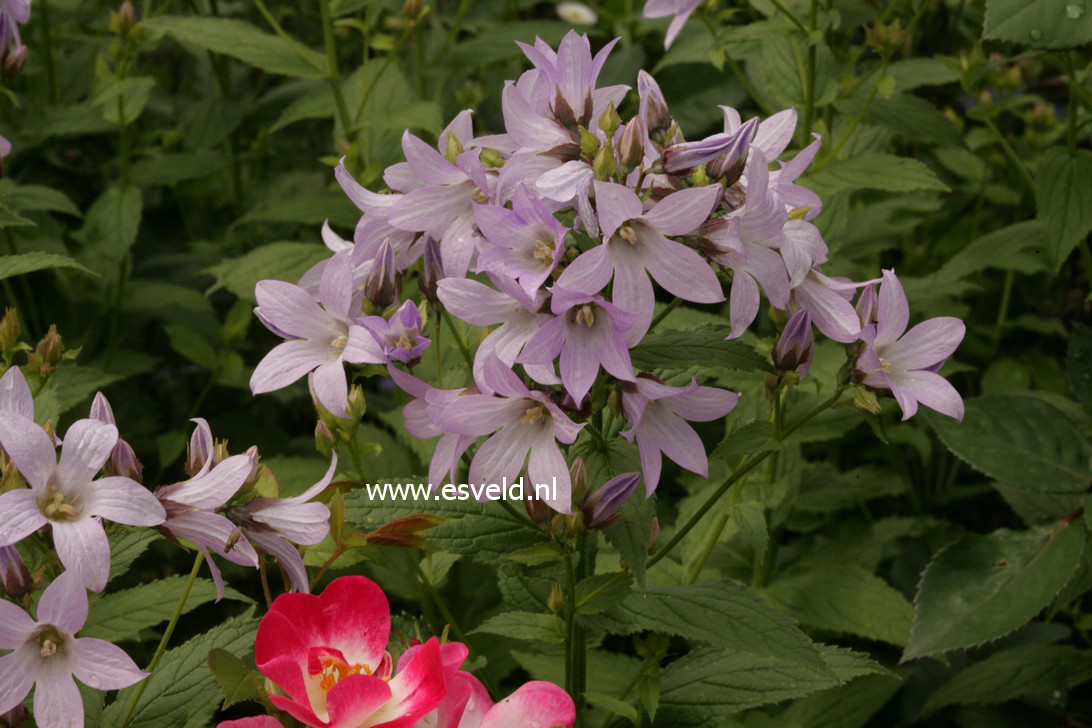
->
[[648, 297, 681, 333], [318, 0, 356, 143], [981, 116, 1036, 195], [39, 0, 58, 103], [253, 0, 326, 74], [817, 57, 888, 168], [563, 546, 578, 698], [801, 0, 818, 145], [993, 268, 1014, 347], [434, 304, 443, 388], [768, 0, 807, 33], [687, 508, 731, 584], [1079, 239, 1092, 282], [442, 310, 475, 371], [117, 95, 130, 187], [119, 552, 203, 728]]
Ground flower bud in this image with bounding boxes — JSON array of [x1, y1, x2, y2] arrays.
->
[[2, 45, 27, 77], [315, 420, 335, 458], [690, 164, 709, 187], [0, 702, 28, 728], [853, 385, 883, 414], [364, 239, 398, 308], [578, 127, 600, 159], [552, 87, 580, 130], [618, 118, 645, 174], [418, 238, 443, 303], [598, 102, 621, 137], [856, 284, 877, 329], [443, 131, 464, 165], [707, 153, 746, 185], [109, 438, 144, 483], [648, 517, 660, 555], [0, 308, 19, 352], [35, 325, 64, 367], [242, 445, 261, 487], [347, 385, 367, 421], [479, 147, 504, 168], [89, 392, 115, 424], [582, 472, 641, 530], [569, 456, 588, 503], [773, 309, 814, 378], [525, 493, 553, 530], [547, 582, 565, 615], [185, 420, 213, 478], [110, 0, 136, 34], [592, 144, 617, 181], [403, 0, 424, 20], [0, 544, 31, 599], [663, 117, 757, 175]]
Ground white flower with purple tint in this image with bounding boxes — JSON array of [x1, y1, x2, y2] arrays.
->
[[642, 0, 702, 50], [518, 287, 636, 405], [0, 571, 146, 728], [0, 415, 165, 591], [557, 180, 724, 345], [475, 186, 567, 297], [0, 364, 31, 419], [663, 117, 757, 175], [855, 270, 965, 420], [621, 377, 739, 494], [250, 250, 386, 417], [360, 300, 431, 365]]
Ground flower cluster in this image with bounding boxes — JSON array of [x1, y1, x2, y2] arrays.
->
[[217, 576, 575, 728], [251, 31, 965, 515]]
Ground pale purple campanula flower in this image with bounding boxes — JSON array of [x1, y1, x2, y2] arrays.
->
[[790, 269, 870, 344], [0, 571, 146, 728], [515, 32, 623, 130], [773, 309, 814, 378], [360, 300, 431, 365], [0, 415, 165, 591], [436, 356, 584, 512], [0, 0, 29, 55], [557, 180, 724, 345], [475, 185, 567, 297], [387, 365, 476, 488], [230, 455, 337, 593], [518, 287, 636, 405], [642, 0, 703, 50], [582, 471, 641, 529], [250, 250, 386, 417], [437, 274, 560, 391], [362, 237, 398, 308], [855, 270, 965, 420], [663, 117, 758, 175], [621, 377, 740, 494], [153, 418, 259, 600]]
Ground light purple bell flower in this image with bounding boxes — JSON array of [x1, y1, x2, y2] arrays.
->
[[360, 300, 431, 365]]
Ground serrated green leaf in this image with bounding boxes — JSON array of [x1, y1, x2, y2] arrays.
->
[[0, 251, 95, 281], [78, 185, 143, 267], [107, 530, 160, 583], [903, 523, 1085, 661], [711, 420, 782, 459], [0, 180, 81, 217], [165, 324, 218, 370], [764, 564, 914, 646], [984, 0, 1092, 49], [205, 242, 329, 301], [1068, 323, 1092, 407], [1035, 148, 1092, 268], [472, 611, 562, 643], [808, 153, 950, 193], [103, 615, 259, 727], [83, 576, 252, 642], [923, 643, 1092, 713], [207, 648, 263, 710], [588, 581, 829, 670], [604, 493, 656, 589], [576, 572, 634, 615], [630, 330, 772, 373], [131, 152, 229, 187], [142, 16, 325, 78], [926, 395, 1092, 493], [779, 673, 903, 728]]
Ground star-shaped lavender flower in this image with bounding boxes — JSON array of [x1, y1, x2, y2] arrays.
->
[[360, 300, 431, 365], [557, 180, 724, 345], [0, 416, 165, 591], [0, 571, 146, 728], [621, 377, 739, 494], [436, 356, 584, 512], [855, 270, 965, 420], [517, 287, 636, 405], [250, 250, 386, 416], [475, 185, 567, 297]]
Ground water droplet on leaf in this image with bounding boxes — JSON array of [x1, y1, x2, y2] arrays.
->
[[1029, 28, 1043, 40], [1065, 3, 1085, 19]]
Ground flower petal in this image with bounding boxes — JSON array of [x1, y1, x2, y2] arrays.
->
[[0, 366, 33, 420], [250, 340, 335, 395], [887, 368, 964, 421], [37, 570, 89, 634], [0, 599, 34, 649], [527, 433, 572, 513], [0, 413, 57, 490], [642, 234, 724, 304], [367, 637, 446, 727], [255, 280, 342, 342], [468, 426, 537, 491], [72, 637, 146, 690], [883, 317, 965, 372], [33, 665, 84, 728], [57, 419, 118, 488], [875, 269, 909, 348], [312, 359, 349, 418], [593, 181, 643, 241], [479, 681, 575, 728], [554, 244, 613, 297], [0, 488, 48, 547], [52, 518, 111, 592], [0, 648, 34, 716], [645, 185, 720, 236], [438, 278, 524, 326], [85, 476, 165, 526]]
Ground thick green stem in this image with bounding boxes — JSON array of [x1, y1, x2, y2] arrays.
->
[[442, 310, 475, 371], [119, 552, 203, 728], [648, 297, 681, 333]]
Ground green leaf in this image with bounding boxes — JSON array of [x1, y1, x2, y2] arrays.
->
[[445, 21, 574, 66], [711, 420, 783, 459], [576, 572, 634, 615], [1068, 323, 1092, 407], [83, 576, 252, 642], [629, 330, 772, 373], [903, 522, 1085, 661], [762, 35, 837, 109], [0, 252, 95, 281], [1035, 148, 1092, 269], [207, 648, 264, 710], [588, 581, 829, 670], [142, 16, 326, 78], [604, 493, 656, 589], [472, 611, 562, 644], [131, 152, 229, 187], [779, 674, 902, 728], [236, 190, 358, 229], [923, 643, 1092, 713], [984, 0, 1092, 49], [165, 324, 219, 370], [78, 185, 143, 266], [103, 615, 259, 728], [808, 153, 949, 194], [0, 180, 81, 217], [585, 691, 639, 725], [926, 395, 1092, 493], [204, 242, 329, 301], [763, 564, 914, 646], [93, 76, 156, 125], [271, 86, 334, 133], [108, 530, 160, 583]]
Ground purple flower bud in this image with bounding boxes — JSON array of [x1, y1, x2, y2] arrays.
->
[[109, 438, 144, 483], [619, 117, 646, 174], [364, 238, 398, 308], [663, 117, 758, 175], [773, 309, 814, 378], [856, 283, 877, 329], [0, 703, 28, 728], [89, 392, 115, 424], [0, 308, 20, 351], [3, 44, 26, 77], [0, 544, 31, 598], [242, 446, 261, 487], [185, 419, 213, 478], [418, 237, 444, 303], [582, 472, 641, 530]]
